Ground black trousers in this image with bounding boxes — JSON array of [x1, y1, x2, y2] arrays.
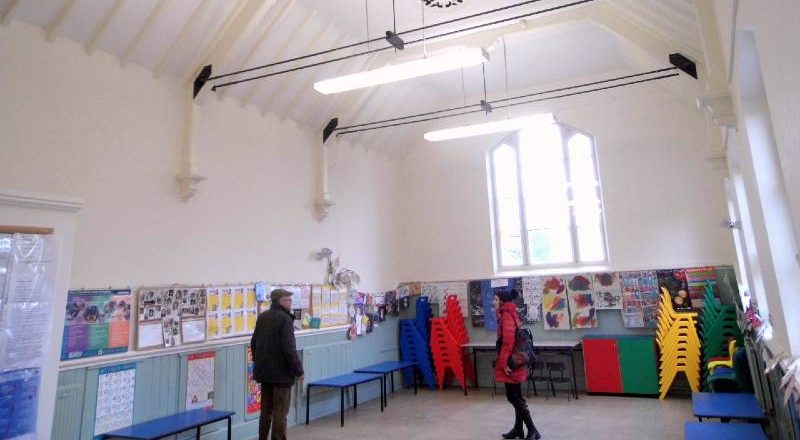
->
[[259, 384, 292, 440], [504, 382, 527, 422]]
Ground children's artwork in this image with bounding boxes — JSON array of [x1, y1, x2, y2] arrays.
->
[[0, 368, 40, 439], [592, 272, 622, 309], [468, 281, 484, 327], [566, 274, 597, 328], [685, 266, 717, 308], [186, 352, 215, 411], [245, 347, 260, 416], [541, 276, 571, 330], [61, 289, 132, 360], [94, 363, 136, 437], [620, 271, 660, 328], [657, 269, 691, 311], [521, 277, 544, 322]]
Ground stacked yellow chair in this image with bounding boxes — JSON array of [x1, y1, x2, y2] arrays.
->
[[657, 287, 702, 399]]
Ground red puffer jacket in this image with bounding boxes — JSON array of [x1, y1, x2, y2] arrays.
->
[[495, 302, 527, 384]]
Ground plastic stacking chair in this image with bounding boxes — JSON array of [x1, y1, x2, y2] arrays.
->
[[527, 360, 549, 398], [707, 339, 737, 372], [546, 361, 574, 401]]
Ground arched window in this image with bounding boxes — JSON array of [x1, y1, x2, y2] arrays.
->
[[487, 123, 608, 271]]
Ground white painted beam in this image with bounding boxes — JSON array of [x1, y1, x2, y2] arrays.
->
[[217, 0, 295, 101], [1, 0, 23, 26], [86, 0, 125, 55], [154, 0, 213, 78], [120, 0, 167, 68], [45, 0, 78, 42], [185, 0, 276, 82]]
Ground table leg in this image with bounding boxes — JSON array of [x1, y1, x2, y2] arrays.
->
[[354, 384, 358, 410], [340, 388, 345, 427], [380, 378, 384, 412], [227, 416, 232, 440], [473, 349, 479, 389], [391, 372, 395, 393], [413, 368, 418, 395], [306, 385, 311, 425], [196, 426, 201, 440], [570, 349, 579, 400]]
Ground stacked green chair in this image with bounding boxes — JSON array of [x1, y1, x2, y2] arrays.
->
[[699, 280, 743, 387]]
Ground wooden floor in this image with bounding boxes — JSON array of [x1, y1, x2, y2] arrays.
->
[[288, 387, 693, 439]]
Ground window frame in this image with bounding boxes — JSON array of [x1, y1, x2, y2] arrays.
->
[[487, 123, 609, 272]]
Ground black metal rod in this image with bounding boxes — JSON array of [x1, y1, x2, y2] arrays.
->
[[210, 0, 596, 90], [206, 0, 553, 82], [335, 67, 678, 131], [334, 73, 679, 136]]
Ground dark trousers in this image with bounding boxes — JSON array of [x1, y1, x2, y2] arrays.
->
[[259, 384, 292, 440], [505, 382, 527, 427]]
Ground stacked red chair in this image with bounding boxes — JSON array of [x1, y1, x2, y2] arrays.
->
[[430, 317, 469, 394], [444, 295, 476, 386]]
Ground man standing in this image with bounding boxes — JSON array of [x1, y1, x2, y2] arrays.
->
[[251, 289, 304, 440]]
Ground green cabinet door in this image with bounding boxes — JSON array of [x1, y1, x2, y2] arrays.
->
[[617, 337, 659, 395]]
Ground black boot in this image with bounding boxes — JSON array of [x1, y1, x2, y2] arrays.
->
[[521, 409, 541, 440], [502, 410, 524, 439]]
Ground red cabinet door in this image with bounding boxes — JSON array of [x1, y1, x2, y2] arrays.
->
[[582, 338, 623, 393]]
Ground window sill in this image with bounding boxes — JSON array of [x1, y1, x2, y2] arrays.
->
[[494, 264, 610, 277]]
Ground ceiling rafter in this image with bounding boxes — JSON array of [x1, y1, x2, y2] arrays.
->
[[120, 0, 167, 68], [281, 32, 348, 124], [606, 0, 701, 61], [264, 21, 333, 120], [218, 0, 296, 101], [45, 0, 78, 42], [240, 10, 316, 111], [639, 0, 696, 29], [184, 0, 277, 82], [1, 0, 23, 26], [620, 0, 696, 48], [86, 0, 125, 55], [154, 0, 214, 78]]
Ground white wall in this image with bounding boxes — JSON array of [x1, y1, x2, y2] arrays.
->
[[0, 21, 402, 292], [397, 81, 737, 282]]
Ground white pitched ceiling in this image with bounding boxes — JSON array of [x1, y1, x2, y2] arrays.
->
[[1, 0, 706, 154]]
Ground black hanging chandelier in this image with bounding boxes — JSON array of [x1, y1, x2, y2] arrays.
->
[[422, 0, 465, 8]]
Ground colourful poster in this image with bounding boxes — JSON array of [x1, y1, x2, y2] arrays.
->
[[468, 281, 484, 327], [592, 272, 622, 309], [94, 363, 136, 437], [0, 368, 40, 440], [61, 289, 131, 361], [245, 347, 261, 416], [541, 276, 571, 330], [566, 274, 597, 328], [657, 269, 691, 311], [186, 352, 215, 411], [686, 266, 717, 308], [621, 271, 660, 328]]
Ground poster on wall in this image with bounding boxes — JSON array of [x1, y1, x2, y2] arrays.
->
[[0, 368, 40, 440], [94, 363, 136, 438], [521, 277, 544, 322], [245, 347, 260, 417], [541, 276, 571, 330], [186, 352, 215, 411], [686, 266, 717, 308], [656, 269, 691, 311], [137, 287, 207, 349], [620, 271, 660, 328], [468, 281, 484, 327], [61, 289, 131, 361], [566, 274, 597, 328], [592, 272, 622, 309]]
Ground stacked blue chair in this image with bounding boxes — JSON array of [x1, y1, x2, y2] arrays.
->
[[399, 296, 436, 389]]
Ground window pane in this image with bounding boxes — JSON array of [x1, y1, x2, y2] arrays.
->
[[577, 224, 605, 262], [528, 227, 573, 264], [500, 232, 524, 266], [492, 144, 521, 234], [519, 125, 571, 229]]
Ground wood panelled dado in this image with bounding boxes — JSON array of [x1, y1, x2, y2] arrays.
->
[[53, 318, 401, 439]]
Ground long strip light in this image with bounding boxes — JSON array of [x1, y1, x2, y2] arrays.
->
[[313, 48, 489, 95], [423, 113, 555, 142]]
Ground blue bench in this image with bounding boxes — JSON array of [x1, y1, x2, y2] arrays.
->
[[354, 361, 418, 407], [692, 392, 766, 422], [100, 409, 235, 440], [684, 422, 767, 439], [305, 372, 384, 427]]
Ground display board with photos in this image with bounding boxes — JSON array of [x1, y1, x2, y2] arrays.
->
[[136, 287, 208, 349]]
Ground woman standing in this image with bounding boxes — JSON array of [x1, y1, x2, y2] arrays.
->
[[495, 289, 541, 440]]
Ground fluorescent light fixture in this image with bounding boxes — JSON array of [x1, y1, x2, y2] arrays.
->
[[424, 113, 555, 142], [314, 48, 489, 94]]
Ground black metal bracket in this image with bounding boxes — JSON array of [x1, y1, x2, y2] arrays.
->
[[385, 31, 405, 50], [669, 53, 697, 79], [323, 118, 339, 143], [193, 64, 213, 98], [480, 100, 493, 114]]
